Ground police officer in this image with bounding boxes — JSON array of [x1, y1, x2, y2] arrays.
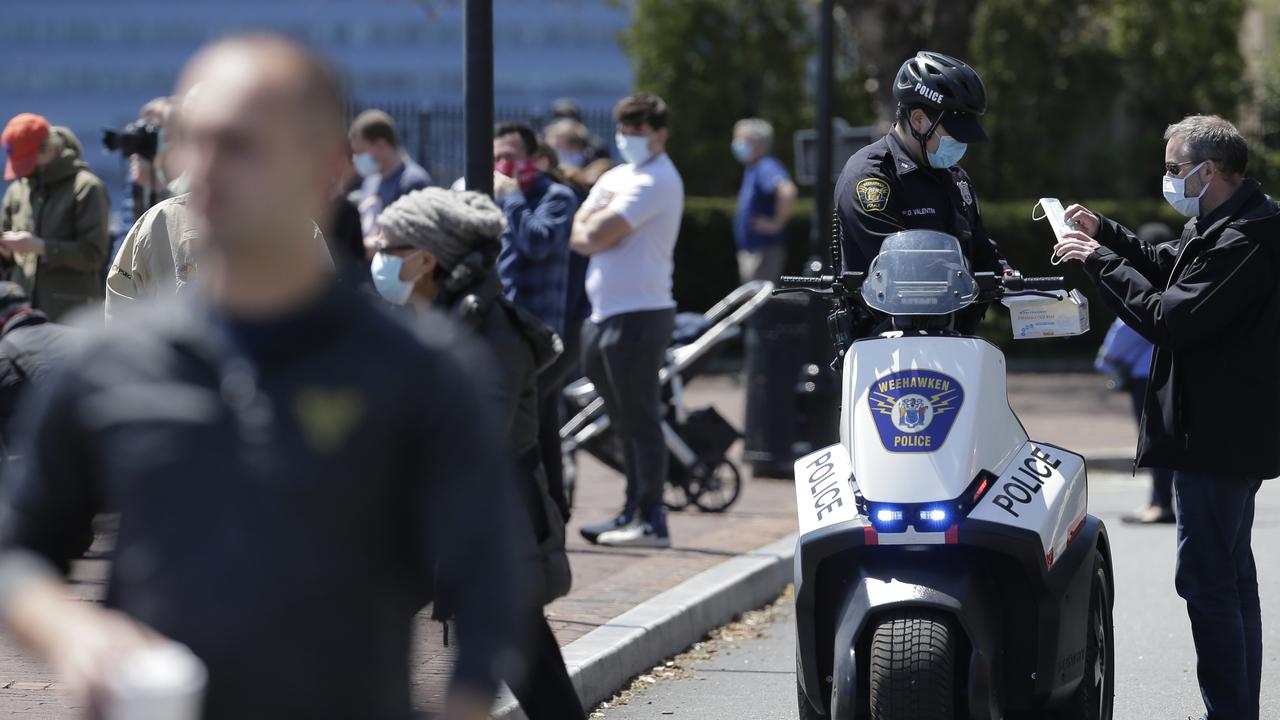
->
[[836, 51, 1007, 290]]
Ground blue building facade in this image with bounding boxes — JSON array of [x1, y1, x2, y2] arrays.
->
[[0, 0, 633, 230]]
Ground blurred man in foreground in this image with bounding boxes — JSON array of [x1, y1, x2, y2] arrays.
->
[[1056, 115, 1279, 720], [0, 34, 519, 720]]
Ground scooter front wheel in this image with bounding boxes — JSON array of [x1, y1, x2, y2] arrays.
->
[[1051, 550, 1114, 720], [868, 610, 956, 720]]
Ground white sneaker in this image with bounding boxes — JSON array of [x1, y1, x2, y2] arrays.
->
[[595, 515, 671, 548]]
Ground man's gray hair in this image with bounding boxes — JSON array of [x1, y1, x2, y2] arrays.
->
[[734, 118, 774, 151], [377, 188, 507, 270], [1163, 115, 1248, 177]]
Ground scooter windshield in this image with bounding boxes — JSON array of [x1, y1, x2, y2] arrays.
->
[[860, 230, 979, 316]]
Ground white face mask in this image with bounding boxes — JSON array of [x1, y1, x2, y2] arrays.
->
[[1162, 161, 1209, 217], [616, 132, 653, 166], [353, 152, 379, 178], [370, 252, 415, 305]]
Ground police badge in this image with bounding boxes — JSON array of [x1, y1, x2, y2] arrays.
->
[[856, 178, 890, 212], [957, 179, 973, 207], [868, 369, 965, 453]]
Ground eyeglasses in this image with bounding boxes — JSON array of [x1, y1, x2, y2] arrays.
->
[[1164, 160, 1196, 176], [378, 243, 417, 253]]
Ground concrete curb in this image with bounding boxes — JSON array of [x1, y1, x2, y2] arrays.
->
[[492, 532, 798, 719]]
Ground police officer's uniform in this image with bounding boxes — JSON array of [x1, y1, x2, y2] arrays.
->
[[835, 130, 1006, 276]]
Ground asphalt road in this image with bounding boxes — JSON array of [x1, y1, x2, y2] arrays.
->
[[595, 474, 1280, 720]]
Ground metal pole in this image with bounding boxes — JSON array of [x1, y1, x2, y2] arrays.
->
[[813, 0, 835, 265], [464, 0, 494, 196]]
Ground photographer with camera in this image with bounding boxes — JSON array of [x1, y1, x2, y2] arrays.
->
[[0, 113, 110, 321], [104, 96, 176, 224]]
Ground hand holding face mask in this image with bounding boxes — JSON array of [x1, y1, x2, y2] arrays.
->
[[1051, 203, 1103, 264]]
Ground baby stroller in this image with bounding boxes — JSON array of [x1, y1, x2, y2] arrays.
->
[[560, 280, 775, 513]]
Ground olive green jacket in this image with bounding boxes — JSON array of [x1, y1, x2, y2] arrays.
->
[[1, 127, 110, 321]]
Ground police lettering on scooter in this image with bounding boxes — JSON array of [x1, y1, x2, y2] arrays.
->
[[835, 51, 1009, 324]]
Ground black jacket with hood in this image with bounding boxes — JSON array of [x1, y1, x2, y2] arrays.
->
[[1084, 179, 1280, 480], [438, 258, 571, 606]]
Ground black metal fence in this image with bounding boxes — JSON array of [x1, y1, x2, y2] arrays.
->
[[352, 101, 615, 186]]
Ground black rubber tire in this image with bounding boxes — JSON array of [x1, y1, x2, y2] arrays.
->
[[868, 610, 956, 720], [691, 459, 744, 512], [1052, 550, 1114, 720]]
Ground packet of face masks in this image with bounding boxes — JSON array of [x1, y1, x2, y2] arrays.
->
[[1001, 289, 1090, 339]]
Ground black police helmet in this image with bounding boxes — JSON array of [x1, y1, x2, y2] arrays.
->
[[894, 51, 988, 143], [894, 51, 987, 114]]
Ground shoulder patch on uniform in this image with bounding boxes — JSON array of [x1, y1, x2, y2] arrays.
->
[[856, 178, 890, 212]]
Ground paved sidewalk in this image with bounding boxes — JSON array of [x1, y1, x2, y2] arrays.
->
[[0, 372, 1137, 717]]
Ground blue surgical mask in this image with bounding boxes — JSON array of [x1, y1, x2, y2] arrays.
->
[[927, 135, 967, 169], [370, 252, 415, 305], [731, 139, 753, 164], [1162, 161, 1208, 217], [558, 150, 586, 168], [353, 152, 379, 178], [616, 132, 653, 166]]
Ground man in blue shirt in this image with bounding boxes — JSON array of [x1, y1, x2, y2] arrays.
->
[[494, 122, 580, 519], [732, 118, 797, 283], [349, 109, 432, 243]]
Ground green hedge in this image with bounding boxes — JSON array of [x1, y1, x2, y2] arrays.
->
[[673, 196, 1184, 357]]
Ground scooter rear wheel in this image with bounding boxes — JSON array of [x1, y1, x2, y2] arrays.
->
[[868, 610, 956, 720]]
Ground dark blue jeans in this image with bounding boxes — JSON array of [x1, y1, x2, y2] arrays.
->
[[1173, 471, 1264, 720]]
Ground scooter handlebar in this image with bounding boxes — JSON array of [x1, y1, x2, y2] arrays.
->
[[1004, 275, 1065, 292], [778, 275, 830, 288]]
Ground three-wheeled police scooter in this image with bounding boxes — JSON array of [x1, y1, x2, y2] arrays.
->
[[780, 229, 1114, 720]]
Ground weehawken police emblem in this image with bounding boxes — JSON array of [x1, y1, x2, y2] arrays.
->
[[868, 369, 964, 452], [856, 178, 890, 212]]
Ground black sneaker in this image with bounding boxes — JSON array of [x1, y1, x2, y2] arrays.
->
[[596, 507, 671, 548], [580, 508, 635, 544]]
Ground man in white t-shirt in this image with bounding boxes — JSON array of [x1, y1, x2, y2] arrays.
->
[[570, 93, 684, 548]]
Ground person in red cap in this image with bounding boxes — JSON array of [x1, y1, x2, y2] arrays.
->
[[0, 114, 110, 321]]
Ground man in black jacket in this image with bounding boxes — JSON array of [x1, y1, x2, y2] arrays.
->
[[1055, 114, 1280, 720], [0, 35, 521, 720], [0, 282, 80, 443]]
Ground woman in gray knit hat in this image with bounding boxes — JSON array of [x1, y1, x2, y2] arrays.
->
[[369, 187, 507, 307], [370, 187, 584, 720]]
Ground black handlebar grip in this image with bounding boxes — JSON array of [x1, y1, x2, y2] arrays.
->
[[778, 275, 828, 288], [1020, 276, 1066, 291]]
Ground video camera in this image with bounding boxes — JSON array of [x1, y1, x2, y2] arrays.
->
[[102, 119, 160, 160]]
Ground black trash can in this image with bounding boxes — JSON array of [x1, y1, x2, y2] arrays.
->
[[743, 294, 841, 478]]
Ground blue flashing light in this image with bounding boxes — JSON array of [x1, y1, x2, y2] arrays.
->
[[921, 502, 952, 525], [875, 508, 904, 524], [920, 508, 949, 523]]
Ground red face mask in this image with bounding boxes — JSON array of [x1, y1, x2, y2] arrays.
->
[[495, 159, 540, 191]]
